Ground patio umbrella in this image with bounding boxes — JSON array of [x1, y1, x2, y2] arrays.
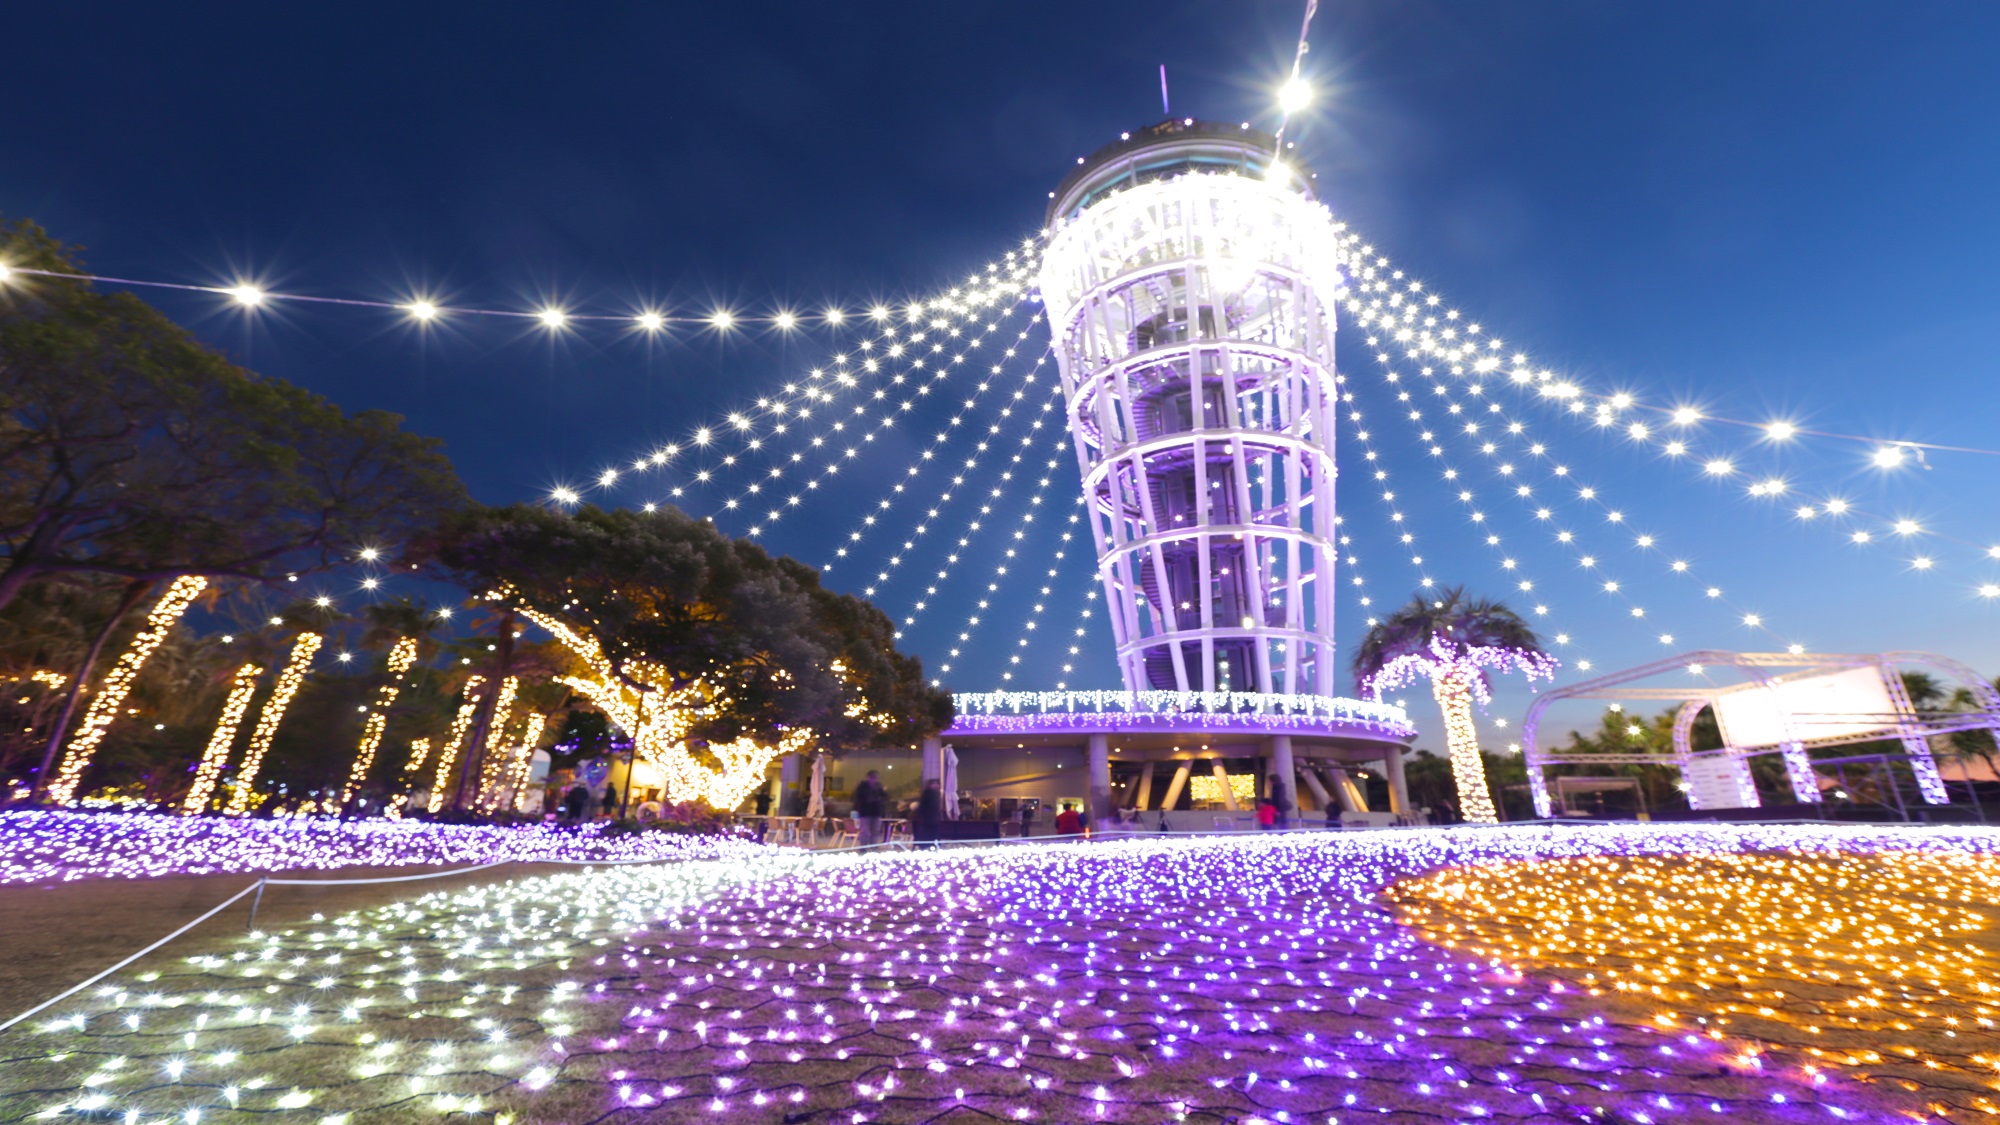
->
[[941, 744, 960, 820], [806, 754, 826, 819]]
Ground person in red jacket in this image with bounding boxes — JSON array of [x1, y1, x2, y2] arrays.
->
[[1256, 798, 1277, 830], [1054, 803, 1083, 836]]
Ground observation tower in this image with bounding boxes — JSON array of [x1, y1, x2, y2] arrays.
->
[[932, 120, 1418, 829]]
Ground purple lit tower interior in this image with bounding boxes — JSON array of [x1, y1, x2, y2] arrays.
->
[[929, 121, 1420, 831]]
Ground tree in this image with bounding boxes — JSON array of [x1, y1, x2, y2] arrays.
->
[[0, 219, 469, 614], [1352, 587, 1557, 823], [418, 503, 951, 809], [1947, 679, 2000, 781]]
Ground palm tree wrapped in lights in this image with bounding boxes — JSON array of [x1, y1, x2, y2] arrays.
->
[[1352, 588, 1558, 823]]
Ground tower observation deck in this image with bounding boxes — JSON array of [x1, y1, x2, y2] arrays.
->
[[1038, 119, 1345, 696]]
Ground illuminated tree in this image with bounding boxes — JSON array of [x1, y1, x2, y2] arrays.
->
[[1352, 587, 1556, 824], [421, 503, 951, 808]]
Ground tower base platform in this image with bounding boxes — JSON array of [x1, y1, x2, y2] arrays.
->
[[921, 691, 1419, 829]]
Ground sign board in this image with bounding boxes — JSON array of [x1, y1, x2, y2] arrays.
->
[[1713, 666, 1897, 748], [1683, 752, 1755, 809]]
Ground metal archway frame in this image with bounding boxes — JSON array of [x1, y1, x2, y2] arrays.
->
[[1519, 650, 2000, 818]]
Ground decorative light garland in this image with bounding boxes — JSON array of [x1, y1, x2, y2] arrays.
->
[[1187, 772, 1257, 805], [426, 677, 487, 813], [733, 313, 1042, 540], [224, 632, 324, 816], [1363, 638, 1561, 824], [1352, 315, 1796, 656], [337, 637, 420, 809], [570, 247, 1047, 509], [401, 737, 434, 779], [827, 366, 1060, 579], [518, 602, 813, 809], [496, 712, 549, 813], [471, 675, 521, 810], [45, 576, 208, 805], [0, 263, 1019, 337], [1330, 225, 2000, 592], [181, 662, 264, 814]]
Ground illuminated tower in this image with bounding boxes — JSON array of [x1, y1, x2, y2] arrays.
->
[[1037, 120, 1345, 697]]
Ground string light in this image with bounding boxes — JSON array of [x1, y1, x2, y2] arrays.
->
[[828, 365, 1057, 577], [402, 737, 434, 778], [1338, 244, 1804, 660], [513, 601, 822, 809], [338, 637, 420, 809], [738, 315, 1045, 541], [45, 576, 208, 805], [471, 676, 520, 810], [1363, 637, 1559, 824], [181, 663, 264, 813], [427, 677, 487, 813], [1334, 227, 1997, 586], [1, 262, 1002, 335], [495, 712, 549, 813], [573, 249, 1040, 504], [224, 632, 324, 816]]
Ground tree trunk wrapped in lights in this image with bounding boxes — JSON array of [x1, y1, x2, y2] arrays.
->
[[493, 712, 548, 813], [338, 637, 420, 809], [44, 576, 208, 804], [427, 677, 487, 813], [1352, 588, 1556, 825], [225, 632, 323, 815], [1429, 665, 1498, 824], [419, 504, 954, 807], [471, 677, 521, 810], [182, 662, 263, 813], [519, 605, 814, 810]]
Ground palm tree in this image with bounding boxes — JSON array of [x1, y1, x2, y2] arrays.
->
[[1351, 587, 1558, 823]]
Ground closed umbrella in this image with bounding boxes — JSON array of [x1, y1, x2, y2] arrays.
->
[[941, 745, 960, 820], [806, 754, 826, 819]]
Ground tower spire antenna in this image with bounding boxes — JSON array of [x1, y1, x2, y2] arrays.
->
[[1273, 0, 1320, 148], [1159, 64, 1170, 116]]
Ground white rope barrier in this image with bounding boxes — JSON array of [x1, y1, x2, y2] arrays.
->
[[0, 880, 262, 1034]]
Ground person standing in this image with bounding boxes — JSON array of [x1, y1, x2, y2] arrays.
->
[[1054, 803, 1082, 836], [852, 769, 887, 848], [1270, 781, 1292, 831], [752, 787, 773, 843], [914, 779, 943, 849], [1017, 800, 1037, 839]]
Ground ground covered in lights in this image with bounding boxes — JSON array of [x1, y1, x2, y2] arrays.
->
[[3, 826, 1997, 1124], [0, 811, 762, 884]]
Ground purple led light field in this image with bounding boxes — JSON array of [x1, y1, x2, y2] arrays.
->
[[0, 810, 764, 884], [3, 823, 1992, 1123]]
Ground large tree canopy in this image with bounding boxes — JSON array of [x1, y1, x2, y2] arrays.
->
[[0, 220, 468, 612], [419, 503, 953, 753]]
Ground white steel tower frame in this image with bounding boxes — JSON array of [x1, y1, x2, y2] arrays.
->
[[1039, 124, 1346, 696]]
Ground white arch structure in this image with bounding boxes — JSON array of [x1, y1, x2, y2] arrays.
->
[[1520, 650, 2000, 818]]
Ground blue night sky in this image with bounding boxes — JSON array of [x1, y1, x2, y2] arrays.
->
[[7, 1, 2000, 744]]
